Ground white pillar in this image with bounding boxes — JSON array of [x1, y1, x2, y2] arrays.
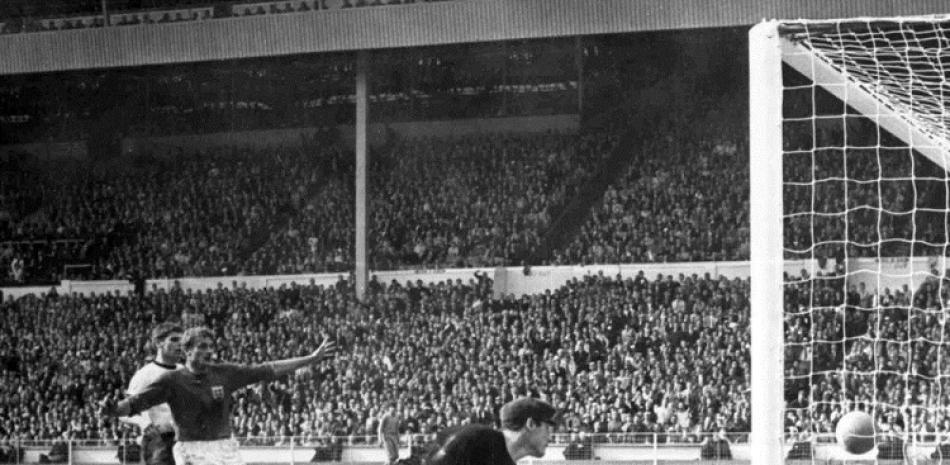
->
[[354, 51, 369, 302], [749, 20, 785, 465]]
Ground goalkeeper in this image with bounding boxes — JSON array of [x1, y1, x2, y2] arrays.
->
[[427, 397, 559, 465], [100, 326, 336, 465]]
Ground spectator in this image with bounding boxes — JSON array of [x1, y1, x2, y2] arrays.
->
[[38, 434, 69, 463], [0, 442, 24, 464], [699, 428, 732, 460], [562, 432, 594, 460], [378, 403, 401, 465], [9, 256, 23, 283], [309, 437, 343, 462], [785, 429, 813, 461]]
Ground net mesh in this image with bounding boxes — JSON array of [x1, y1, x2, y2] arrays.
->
[[786, 17, 950, 154], [779, 16, 950, 463]]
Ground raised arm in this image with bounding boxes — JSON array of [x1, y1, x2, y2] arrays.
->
[[268, 338, 336, 377]]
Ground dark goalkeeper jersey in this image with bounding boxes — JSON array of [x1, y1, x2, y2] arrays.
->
[[125, 363, 276, 441], [426, 424, 516, 465]]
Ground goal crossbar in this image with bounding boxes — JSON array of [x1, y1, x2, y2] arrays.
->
[[781, 36, 950, 171]]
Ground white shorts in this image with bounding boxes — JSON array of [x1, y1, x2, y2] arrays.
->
[[173, 438, 244, 465]]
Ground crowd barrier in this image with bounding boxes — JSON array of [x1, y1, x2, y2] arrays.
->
[[6, 256, 945, 308], [0, 258, 872, 300], [2, 433, 944, 464], [1, 260, 806, 300]]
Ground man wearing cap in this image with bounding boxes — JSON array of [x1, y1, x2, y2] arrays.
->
[[427, 397, 558, 465]]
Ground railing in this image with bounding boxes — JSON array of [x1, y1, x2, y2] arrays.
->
[[0, 432, 750, 448], [3, 432, 949, 464], [0, 433, 749, 465], [227, 432, 755, 447]]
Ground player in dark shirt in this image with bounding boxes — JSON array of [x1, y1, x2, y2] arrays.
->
[[99, 326, 336, 465], [427, 397, 558, 465]]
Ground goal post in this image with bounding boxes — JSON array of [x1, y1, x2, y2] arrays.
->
[[750, 15, 950, 465], [749, 19, 786, 465]]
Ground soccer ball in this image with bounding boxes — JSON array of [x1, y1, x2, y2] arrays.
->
[[835, 411, 875, 455]]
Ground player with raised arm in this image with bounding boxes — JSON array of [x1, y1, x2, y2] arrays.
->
[[99, 326, 336, 465]]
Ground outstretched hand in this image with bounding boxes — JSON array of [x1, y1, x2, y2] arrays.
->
[[98, 396, 119, 418], [311, 338, 336, 363]]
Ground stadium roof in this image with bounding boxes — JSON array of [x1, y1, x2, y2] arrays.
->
[[1, 0, 947, 74]]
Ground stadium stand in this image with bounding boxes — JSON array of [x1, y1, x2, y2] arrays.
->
[[248, 131, 613, 274], [2, 268, 946, 444], [0, 271, 754, 443], [0, 41, 578, 143], [2, 143, 333, 283], [2, 129, 607, 284], [5, 24, 944, 452], [553, 95, 748, 265]]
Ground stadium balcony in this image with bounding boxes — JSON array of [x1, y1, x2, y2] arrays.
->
[[0, 0, 460, 34]]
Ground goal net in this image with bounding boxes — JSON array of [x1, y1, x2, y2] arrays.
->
[[749, 15, 950, 465]]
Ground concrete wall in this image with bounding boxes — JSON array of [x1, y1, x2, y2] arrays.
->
[[1, 268, 496, 300], [1, 141, 87, 160], [0, 115, 578, 161], [503, 261, 818, 297], [845, 256, 947, 294], [1, 260, 813, 301], [7, 256, 948, 302], [121, 114, 579, 157]]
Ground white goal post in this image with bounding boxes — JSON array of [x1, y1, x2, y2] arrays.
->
[[750, 15, 950, 465]]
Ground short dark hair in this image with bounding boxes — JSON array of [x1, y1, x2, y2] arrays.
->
[[499, 397, 559, 431], [181, 326, 214, 352], [151, 322, 183, 345]]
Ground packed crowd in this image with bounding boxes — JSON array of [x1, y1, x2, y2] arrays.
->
[[553, 95, 749, 265], [367, 133, 592, 269], [783, 266, 950, 442], [0, 271, 753, 443], [782, 113, 949, 261], [3, 264, 949, 444], [1, 154, 72, 285], [2, 145, 329, 283], [6, 118, 943, 286], [248, 132, 612, 274], [556, 83, 941, 268], [3, 131, 607, 284]]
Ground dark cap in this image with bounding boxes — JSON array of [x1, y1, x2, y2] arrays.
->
[[500, 397, 559, 430]]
